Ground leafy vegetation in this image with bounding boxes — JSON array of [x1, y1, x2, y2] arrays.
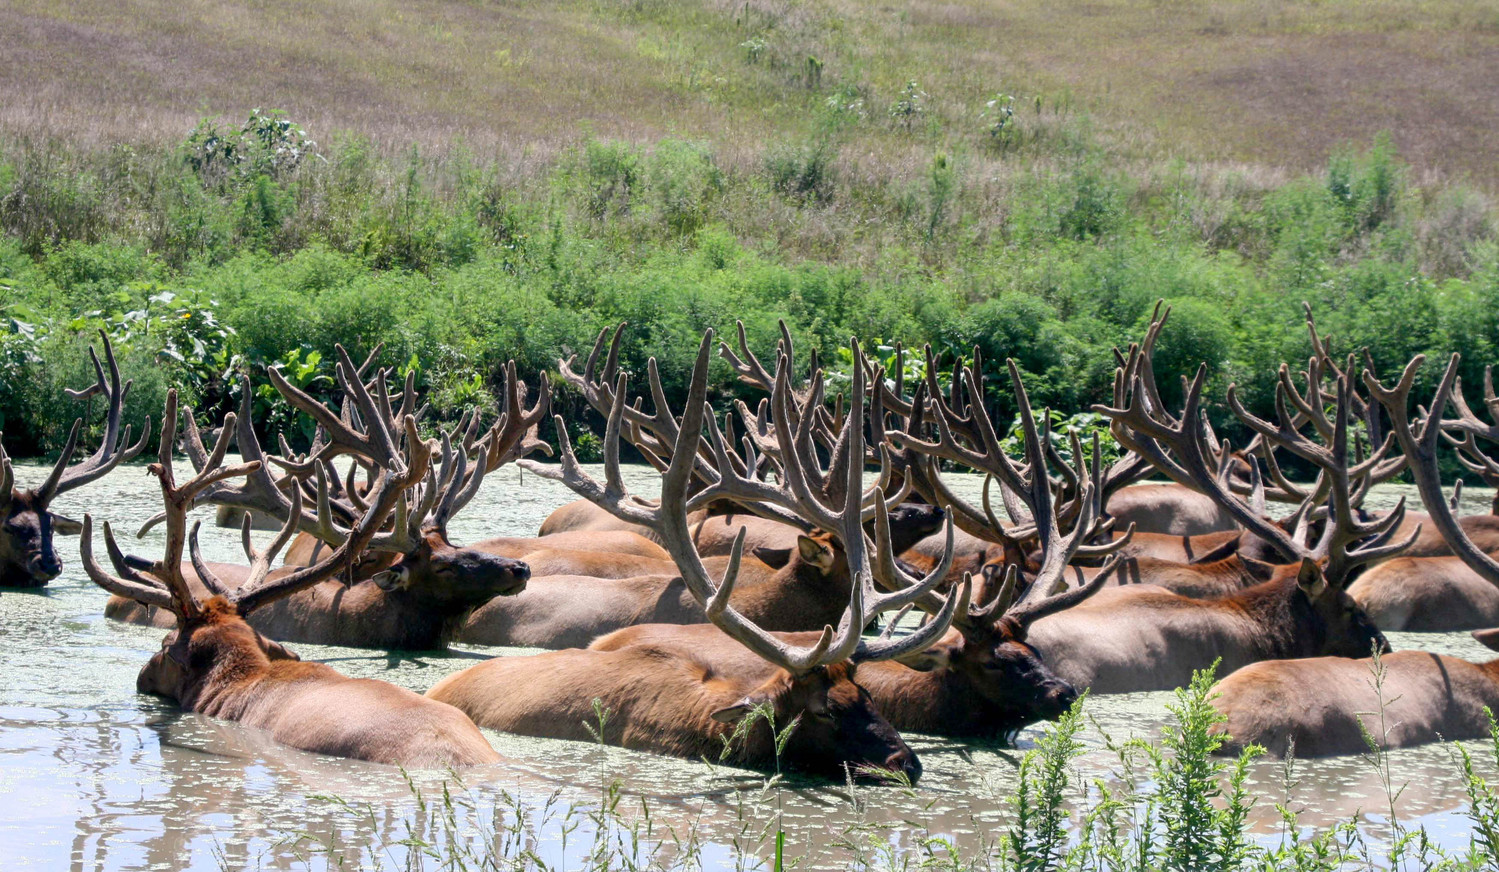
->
[[1, 111, 1496, 468]]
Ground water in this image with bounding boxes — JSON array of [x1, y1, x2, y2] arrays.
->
[[2, 462, 1496, 870]]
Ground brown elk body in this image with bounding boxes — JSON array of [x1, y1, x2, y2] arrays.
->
[[458, 532, 858, 648], [1074, 550, 1278, 598], [590, 614, 1088, 742], [1213, 642, 1499, 757], [427, 642, 913, 778], [1026, 560, 1388, 694], [1105, 483, 1240, 536], [1348, 555, 1499, 631], [148, 597, 499, 767]]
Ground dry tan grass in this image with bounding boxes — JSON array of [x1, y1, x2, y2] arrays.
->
[[2, 0, 1497, 185]]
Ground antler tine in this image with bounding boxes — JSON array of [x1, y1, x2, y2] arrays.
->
[[855, 577, 971, 663], [719, 319, 778, 394], [33, 419, 82, 505], [1005, 555, 1127, 628], [42, 331, 154, 502], [0, 438, 13, 508], [79, 515, 177, 611], [481, 360, 553, 472]]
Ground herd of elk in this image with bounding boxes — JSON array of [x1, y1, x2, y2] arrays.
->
[[33, 296, 1499, 775], [105, 355, 536, 651], [1215, 354, 1499, 755]]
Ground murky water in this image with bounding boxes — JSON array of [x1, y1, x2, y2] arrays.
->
[[2, 462, 1496, 870]]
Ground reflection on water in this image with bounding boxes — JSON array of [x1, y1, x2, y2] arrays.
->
[[2, 462, 1496, 870]]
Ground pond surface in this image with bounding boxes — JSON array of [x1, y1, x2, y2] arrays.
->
[[2, 462, 1496, 870]]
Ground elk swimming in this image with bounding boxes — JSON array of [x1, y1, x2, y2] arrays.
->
[[106, 353, 531, 650], [1215, 354, 1499, 756]]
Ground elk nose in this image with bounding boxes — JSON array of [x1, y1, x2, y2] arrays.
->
[[29, 552, 62, 582], [1050, 681, 1079, 710], [885, 747, 922, 783], [513, 562, 531, 582]]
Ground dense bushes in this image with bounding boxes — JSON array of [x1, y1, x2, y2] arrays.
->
[[1, 115, 1496, 466]]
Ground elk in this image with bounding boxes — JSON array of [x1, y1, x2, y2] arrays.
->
[[594, 350, 1129, 742], [1015, 307, 1410, 695], [105, 352, 531, 650], [430, 330, 966, 780], [84, 389, 499, 768], [1, 331, 150, 587], [1214, 353, 1499, 755], [1347, 358, 1499, 631]]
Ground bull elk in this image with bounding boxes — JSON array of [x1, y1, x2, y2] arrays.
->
[[106, 351, 531, 650], [1017, 306, 1410, 694], [2, 332, 150, 587], [84, 390, 499, 768], [1215, 354, 1499, 755], [594, 346, 1129, 742], [430, 331, 966, 780]]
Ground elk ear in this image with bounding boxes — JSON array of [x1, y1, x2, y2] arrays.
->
[[710, 694, 769, 724], [752, 546, 793, 568], [1295, 558, 1328, 599], [371, 565, 410, 591], [259, 636, 301, 662], [1473, 628, 1499, 652], [49, 513, 84, 535], [1189, 536, 1240, 565], [796, 535, 835, 571], [1239, 555, 1276, 582]]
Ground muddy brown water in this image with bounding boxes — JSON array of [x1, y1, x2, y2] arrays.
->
[[2, 461, 1496, 870]]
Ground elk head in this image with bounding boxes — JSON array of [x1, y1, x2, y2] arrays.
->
[[711, 660, 919, 781], [1283, 557, 1389, 658], [1, 332, 150, 587], [0, 488, 64, 587], [367, 528, 530, 607]]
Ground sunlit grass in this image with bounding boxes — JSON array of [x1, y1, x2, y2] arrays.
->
[[4, 0, 1498, 184]]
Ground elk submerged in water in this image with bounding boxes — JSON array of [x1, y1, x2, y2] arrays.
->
[[85, 390, 499, 768], [2, 331, 150, 587], [1215, 353, 1499, 756]]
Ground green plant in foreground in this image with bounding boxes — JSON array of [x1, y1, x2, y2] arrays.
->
[[225, 661, 1499, 871]]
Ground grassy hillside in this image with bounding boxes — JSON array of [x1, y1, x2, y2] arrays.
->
[[0, 0, 1497, 462], [6, 0, 1499, 183]]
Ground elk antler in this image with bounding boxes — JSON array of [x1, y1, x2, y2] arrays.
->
[[35, 331, 153, 508]]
